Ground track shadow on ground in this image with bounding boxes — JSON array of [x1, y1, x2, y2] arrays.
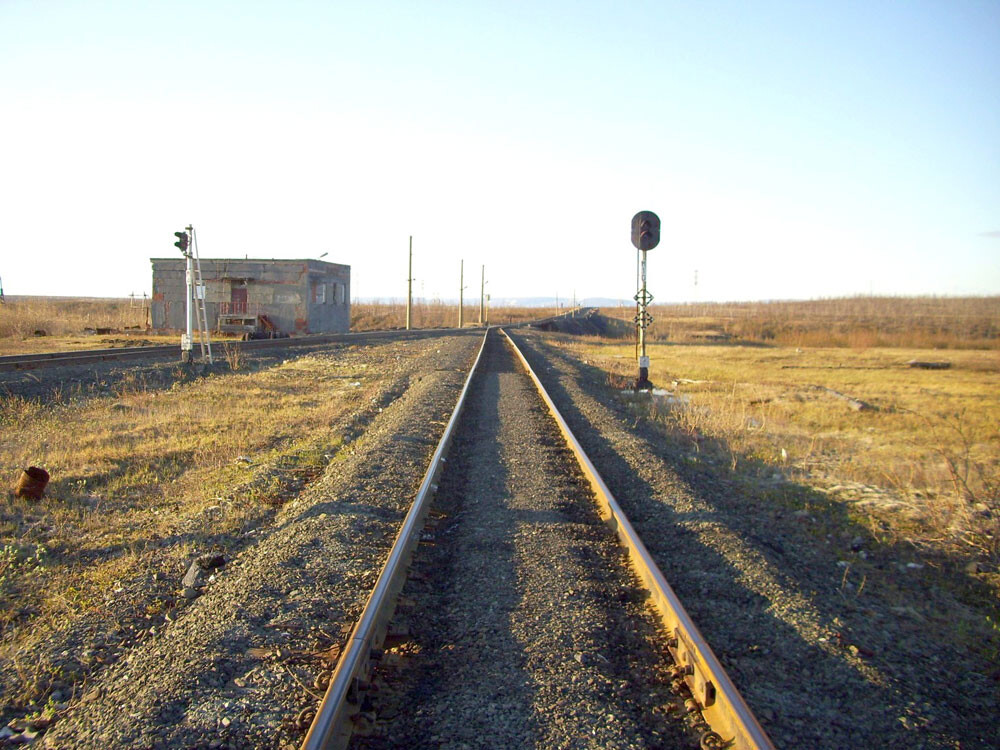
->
[[508, 330, 999, 749]]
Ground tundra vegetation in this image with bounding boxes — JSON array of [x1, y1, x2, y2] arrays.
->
[[0, 296, 550, 355], [0, 339, 395, 716], [586, 297, 999, 558], [0, 294, 996, 719], [554, 296, 999, 675]]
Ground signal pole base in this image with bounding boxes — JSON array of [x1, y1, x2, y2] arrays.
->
[[635, 367, 653, 391]]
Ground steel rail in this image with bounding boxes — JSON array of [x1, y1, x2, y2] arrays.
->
[[300, 328, 491, 750], [0, 328, 470, 372], [502, 329, 775, 750]]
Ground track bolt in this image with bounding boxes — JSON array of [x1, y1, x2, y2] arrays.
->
[[699, 730, 726, 750], [295, 707, 316, 729], [313, 672, 331, 691]]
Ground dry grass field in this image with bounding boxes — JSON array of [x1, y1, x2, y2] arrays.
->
[[1, 293, 997, 716], [555, 304, 999, 569], [548, 313, 1000, 684], [589, 297, 1000, 565], [0, 297, 550, 356], [603, 295, 1000, 349], [350, 300, 552, 330], [583, 297, 1000, 565], [0, 346, 396, 710], [0, 297, 172, 355]]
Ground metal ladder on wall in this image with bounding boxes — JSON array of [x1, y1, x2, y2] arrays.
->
[[188, 226, 213, 363]]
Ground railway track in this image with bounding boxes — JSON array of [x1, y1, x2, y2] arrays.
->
[[0, 307, 594, 373], [0, 328, 458, 372], [302, 329, 772, 749]]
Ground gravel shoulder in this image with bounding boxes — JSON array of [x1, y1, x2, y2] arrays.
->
[[509, 329, 998, 750], [32, 331, 482, 749], [355, 332, 699, 749]]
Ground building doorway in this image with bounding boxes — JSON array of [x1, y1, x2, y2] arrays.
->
[[231, 284, 248, 314]]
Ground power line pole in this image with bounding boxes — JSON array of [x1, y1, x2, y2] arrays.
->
[[406, 236, 413, 331], [458, 260, 464, 328], [479, 264, 485, 326]]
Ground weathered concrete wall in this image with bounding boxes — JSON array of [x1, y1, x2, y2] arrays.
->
[[151, 258, 351, 334]]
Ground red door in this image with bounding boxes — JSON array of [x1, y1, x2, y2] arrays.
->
[[231, 286, 248, 314]]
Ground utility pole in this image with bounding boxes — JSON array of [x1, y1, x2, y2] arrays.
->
[[458, 260, 464, 328], [479, 265, 485, 326], [406, 236, 413, 331]]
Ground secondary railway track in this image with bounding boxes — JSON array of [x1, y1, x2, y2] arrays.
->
[[0, 328, 458, 372], [302, 329, 772, 749]]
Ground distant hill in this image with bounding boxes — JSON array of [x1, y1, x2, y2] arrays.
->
[[356, 296, 632, 308], [493, 297, 631, 308]]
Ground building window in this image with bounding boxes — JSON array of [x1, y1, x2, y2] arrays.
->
[[314, 282, 326, 304], [335, 283, 346, 305]]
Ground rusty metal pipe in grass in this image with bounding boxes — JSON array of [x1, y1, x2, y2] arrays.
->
[[14, 466, 49, 500]]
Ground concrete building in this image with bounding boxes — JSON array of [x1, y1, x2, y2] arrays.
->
[[150, 258, 350, 335]]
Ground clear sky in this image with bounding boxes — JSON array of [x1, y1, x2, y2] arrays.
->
[[2, 0, 998, 303]]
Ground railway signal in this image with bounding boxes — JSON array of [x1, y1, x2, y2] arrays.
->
[[631, 211, 660, 251], [172, 226, 212, 364], [630, 211, 659, 390]]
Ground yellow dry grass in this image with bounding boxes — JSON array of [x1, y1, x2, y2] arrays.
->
[[560, 335, 1000, 561], [0, 297, 551, 356], [0, 349, 387, 704], [0, 297, 170, 355], [351, 301, 552, 330], [602, 295, 1000, 349]]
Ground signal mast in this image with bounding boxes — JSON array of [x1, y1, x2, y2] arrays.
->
[[630, 211, 660, 390]]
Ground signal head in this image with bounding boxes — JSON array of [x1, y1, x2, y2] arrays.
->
[[630, 211, 660, 251]]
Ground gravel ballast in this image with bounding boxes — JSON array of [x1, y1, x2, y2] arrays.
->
[[355, 332, 700, 749], [38, 332, 482, 749]]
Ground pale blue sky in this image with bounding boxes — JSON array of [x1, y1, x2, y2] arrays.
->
[[2, 1, 998, 302]]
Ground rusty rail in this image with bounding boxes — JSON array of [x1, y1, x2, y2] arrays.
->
[[300, 328, 491, 750], [501, 328, 774, 750]]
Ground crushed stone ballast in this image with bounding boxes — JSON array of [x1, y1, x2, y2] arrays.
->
[[303, 328, 773, 750]]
